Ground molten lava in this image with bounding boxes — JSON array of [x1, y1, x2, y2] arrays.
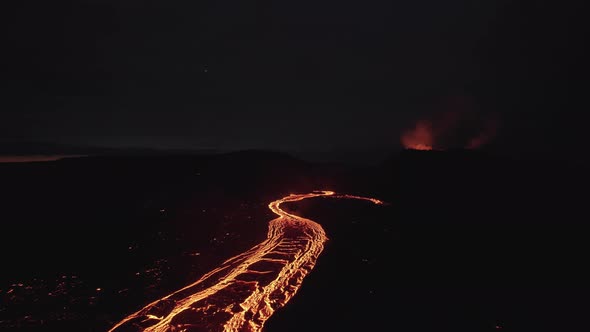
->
[[109, 191, 384, 332]]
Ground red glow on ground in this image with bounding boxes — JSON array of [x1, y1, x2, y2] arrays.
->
[[0, 155, 85, 163]]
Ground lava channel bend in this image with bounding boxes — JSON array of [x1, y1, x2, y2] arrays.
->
[[109, 190, 384, 332]]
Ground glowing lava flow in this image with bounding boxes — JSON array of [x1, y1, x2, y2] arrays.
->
[[109, 191, 384, 332]]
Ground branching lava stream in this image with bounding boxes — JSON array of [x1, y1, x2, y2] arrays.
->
[[109, 191, 384, 332]]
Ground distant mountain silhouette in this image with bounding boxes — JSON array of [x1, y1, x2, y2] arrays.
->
[[0, 141, 220, 157], [215, 149, 310, 166], [0, 141, 100, 155]]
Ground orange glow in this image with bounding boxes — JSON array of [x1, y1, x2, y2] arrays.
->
[[402, 110, 499, 150], [109, 191, 384, 332], [401, 121, 434, 150]]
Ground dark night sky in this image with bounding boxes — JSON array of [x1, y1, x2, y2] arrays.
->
[[1, 0, 587, 156]]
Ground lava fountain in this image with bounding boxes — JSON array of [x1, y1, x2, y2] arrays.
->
[[109, 191, 384, 332]]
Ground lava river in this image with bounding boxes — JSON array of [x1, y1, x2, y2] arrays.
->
[[109, 190, 384, 332]]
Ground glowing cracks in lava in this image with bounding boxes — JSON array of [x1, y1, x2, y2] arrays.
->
[[108, 191, 384, 332], [335, 194, 386, 206]]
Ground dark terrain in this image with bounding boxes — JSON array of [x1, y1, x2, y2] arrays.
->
[[1, 149, 588, 331]]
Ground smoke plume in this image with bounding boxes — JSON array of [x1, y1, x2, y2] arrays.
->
[[401, 108, 499, 151]]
